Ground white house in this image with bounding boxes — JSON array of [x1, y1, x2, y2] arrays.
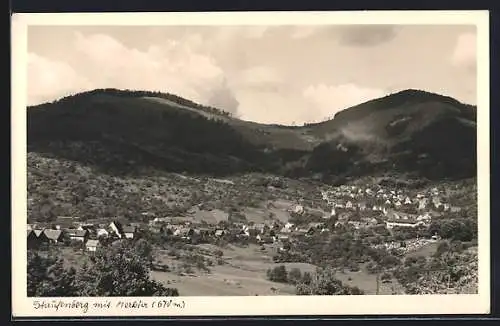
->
[[86, 239, 100, 252], [122, 226, 136, 239], [109, 222, 123, 238], [97, 228, 109, 238], [404, 197, 412, 205], [417, 213, 432, 221], [418, 198, 428, 210], [385, 219, 422, 229], [280, 226, 292, 233], [293, 205, 304, 215], [346, 201, 353, 209], [215, 229, 226, 237]]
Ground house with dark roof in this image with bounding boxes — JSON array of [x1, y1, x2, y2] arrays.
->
[[109, 221, 124, 238], [27, 229, 42, 249], [33, 229, 49, 243]]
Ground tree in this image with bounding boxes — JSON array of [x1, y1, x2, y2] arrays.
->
[[288, 268, 303, 285], [74, 240, 179, 296], [301, 271, 313, 285], [267, 265, 288, 283], [296, 267, 364, 295], [27, 250, 77, 297], [133, 238, 153, 266], [434, 241, 451, 257]]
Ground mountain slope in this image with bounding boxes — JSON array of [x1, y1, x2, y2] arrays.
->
[[27, 88, 477, 180]]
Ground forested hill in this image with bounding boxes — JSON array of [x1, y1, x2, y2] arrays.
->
[[27, 88, 477, 181]]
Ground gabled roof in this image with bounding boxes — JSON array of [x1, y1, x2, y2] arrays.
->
[[109, 221, 124, 232], [122, 226, 136, 233], [67, 229, 88, 237], [33, 229, 45, 237], [44, 229, 63, 240]]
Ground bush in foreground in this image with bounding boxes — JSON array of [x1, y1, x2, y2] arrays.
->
[[295, 268, 364, 295], [27, 239, 179, 297]]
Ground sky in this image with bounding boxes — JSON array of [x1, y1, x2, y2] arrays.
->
[[27, 24, 477, 125]]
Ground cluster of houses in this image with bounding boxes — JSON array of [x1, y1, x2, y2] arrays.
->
[[27, 182, 460, 254], [317, 184, 462, 230], [27, 218, 138, 252], [320, 185, 460, 214], [148, 218, 329, 247]]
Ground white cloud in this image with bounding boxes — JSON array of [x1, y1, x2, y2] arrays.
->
[[235, 89, 311, 125], [451, 32, 477, 70], [70, 32, 228, 106], [236, 66, 283, 89], [27, 53, 91, 106], [303, 83, 386, 120], [27, 25, 476, 124]]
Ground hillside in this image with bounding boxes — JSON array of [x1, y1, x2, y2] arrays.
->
[[27, 151, 322, 223], [27, 88, 477, 180]]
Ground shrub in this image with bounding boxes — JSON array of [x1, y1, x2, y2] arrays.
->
[[267, 265, 288, 283], [288, 268, 303, 285]]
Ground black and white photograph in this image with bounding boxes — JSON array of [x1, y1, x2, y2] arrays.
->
[[12, 11, 490, 317]]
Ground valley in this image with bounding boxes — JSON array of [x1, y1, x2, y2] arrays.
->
[[26, 88, 479, 297]]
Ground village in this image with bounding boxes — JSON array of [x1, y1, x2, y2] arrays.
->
[[26, 179, 463, 259]]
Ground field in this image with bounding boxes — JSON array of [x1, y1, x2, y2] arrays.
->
[[148, 243, 405, 296]]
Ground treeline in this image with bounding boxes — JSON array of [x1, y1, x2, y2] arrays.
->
[[266, 265, 364, 295], [28, 92, 272, 176], [33, 88, 233, 118], [27, 239, 179, 297], [272, 217, 478, 277], [393, 241, 478, 294]]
